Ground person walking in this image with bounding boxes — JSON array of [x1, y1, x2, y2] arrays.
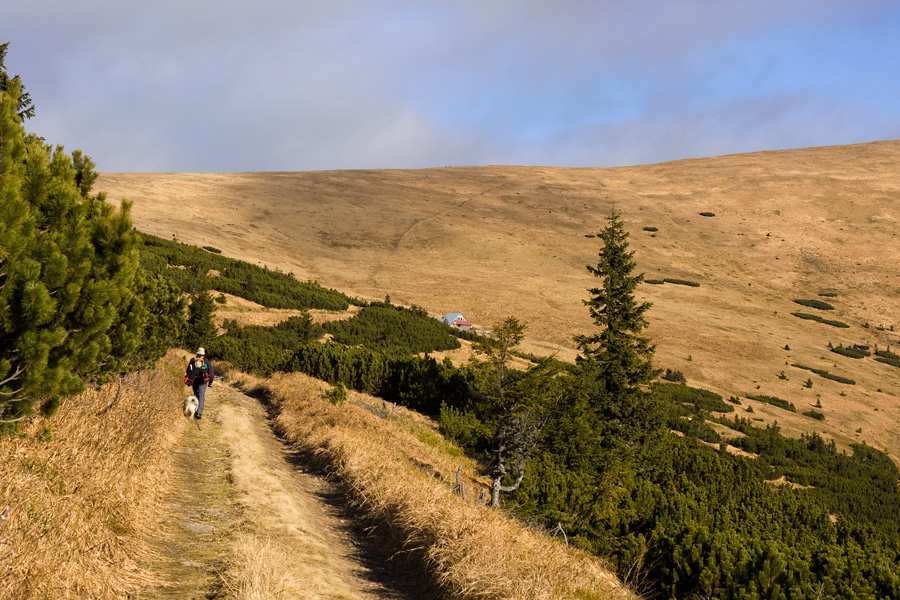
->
[[185, 347, 215, 419]]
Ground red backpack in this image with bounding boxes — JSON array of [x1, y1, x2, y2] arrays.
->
[[186, 357, 210, 386]]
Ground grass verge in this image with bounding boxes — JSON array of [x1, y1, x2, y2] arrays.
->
[[0, 350, 188, 599], [261, 370, 635, 600]]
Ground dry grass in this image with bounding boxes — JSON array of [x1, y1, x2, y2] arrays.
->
[[261, 371, 635, 600], [222, 533, 306, 600], [97, 140, 900, 464], [0, 350, 188, 599]]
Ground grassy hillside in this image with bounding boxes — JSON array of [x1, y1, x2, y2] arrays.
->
[[96, 140, 900, 465]]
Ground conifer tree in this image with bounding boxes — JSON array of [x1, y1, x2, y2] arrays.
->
[[0, 43, 34, 120], [574, 209, 659, 445], [184, 289, 218, 351], [470, 317, 556, 506], [0, 48, 150, 424]]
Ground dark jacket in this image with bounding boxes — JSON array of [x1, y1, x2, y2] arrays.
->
[[185, 356, 215, 387]]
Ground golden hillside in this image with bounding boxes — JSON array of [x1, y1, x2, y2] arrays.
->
[[96, 140, 900, 462]]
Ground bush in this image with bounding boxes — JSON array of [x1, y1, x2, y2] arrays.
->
[[322, 304, 461, 355], [699, 211, 716, 217], [818, 292, 838, 298], [794, 299, 835, 310], [643, 226, 659, 232], [802, 409, 825, 421], [831, 344, 871, 359], [439, 403, 491, 452], [653, 382, 734, 413], [792, 364, 856, 385], [747, 394, 796, 412], [645, 279, 665, 285], [139, 233, 353, 311], [663, 278, 701, 287], [326, 382, 347, 405], [662, 368, 686, 383], [791, 312, 850, 328], [875, 355, 900, 369]]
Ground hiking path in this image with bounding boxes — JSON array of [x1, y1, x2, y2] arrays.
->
[[137, 380, 425, 600]]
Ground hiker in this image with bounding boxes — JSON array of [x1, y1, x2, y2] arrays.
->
[[184, 347, 215, 419]]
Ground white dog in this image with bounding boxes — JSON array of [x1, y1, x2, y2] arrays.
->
[[183, 395, 200, 419]]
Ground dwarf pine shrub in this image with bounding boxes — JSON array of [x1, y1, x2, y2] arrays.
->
[[791, 312, 850, 328], [831, 344, 871, 359], [794, 299, 835, 310], [803, 409, 825, 421], [664, 278, 701, 287], [662, 368, 687, 383], [792, 364, 856, 385], [747, 394, 796, 412]]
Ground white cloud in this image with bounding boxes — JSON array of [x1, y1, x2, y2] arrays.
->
[[4, 0, 899, 171]]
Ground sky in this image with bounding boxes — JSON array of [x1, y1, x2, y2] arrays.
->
[[4, 1, 900, 172]]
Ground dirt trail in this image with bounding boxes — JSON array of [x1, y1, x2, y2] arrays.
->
[[139, 381, 425, 600]]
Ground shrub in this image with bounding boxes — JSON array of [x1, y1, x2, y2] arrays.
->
[[803, 409, 825, 421], [699, 211, 716, 217], [643, 226, 659, 232], [439, 403, 491, 452], [831, 344, 871, 359], [664, 278, 701, 287], [203, 245, 222, 254], [139, 233, 352, 310], [662, 368, 686, 383], [653, 382, 734, 413], [322, 304, 461, 355], [747, 394, 796, 412], [792, 364, 856, 385], [875, 355, 900, 369], [791, 312, 850, 328], [645, 279, 665, 285], [794, 299, 835, 310], [326, 382, 347, 405], [818, 292, 839, 297]]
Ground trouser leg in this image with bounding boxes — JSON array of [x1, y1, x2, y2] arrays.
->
[[194, 383, 207, 417]]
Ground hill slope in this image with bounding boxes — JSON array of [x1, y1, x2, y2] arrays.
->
[[96, 140, 900, 462]]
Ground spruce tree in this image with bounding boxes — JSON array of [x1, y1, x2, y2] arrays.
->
[[574, 209, 658, 446]]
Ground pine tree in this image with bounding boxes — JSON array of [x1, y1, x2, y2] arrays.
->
[[0, 43, 34, 120], [574, 209, 659, 445], [0, 55, 146, 423]]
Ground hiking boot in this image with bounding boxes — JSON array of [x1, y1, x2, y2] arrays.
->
[[195, 414, 202, 420]]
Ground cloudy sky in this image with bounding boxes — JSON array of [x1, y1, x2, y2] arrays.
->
[[4, 1, 900, 172]]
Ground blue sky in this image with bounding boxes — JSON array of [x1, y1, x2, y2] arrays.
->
[[4, 1, 900, 172]]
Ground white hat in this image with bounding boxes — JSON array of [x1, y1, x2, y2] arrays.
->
[[197, 347, 205, 356]]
